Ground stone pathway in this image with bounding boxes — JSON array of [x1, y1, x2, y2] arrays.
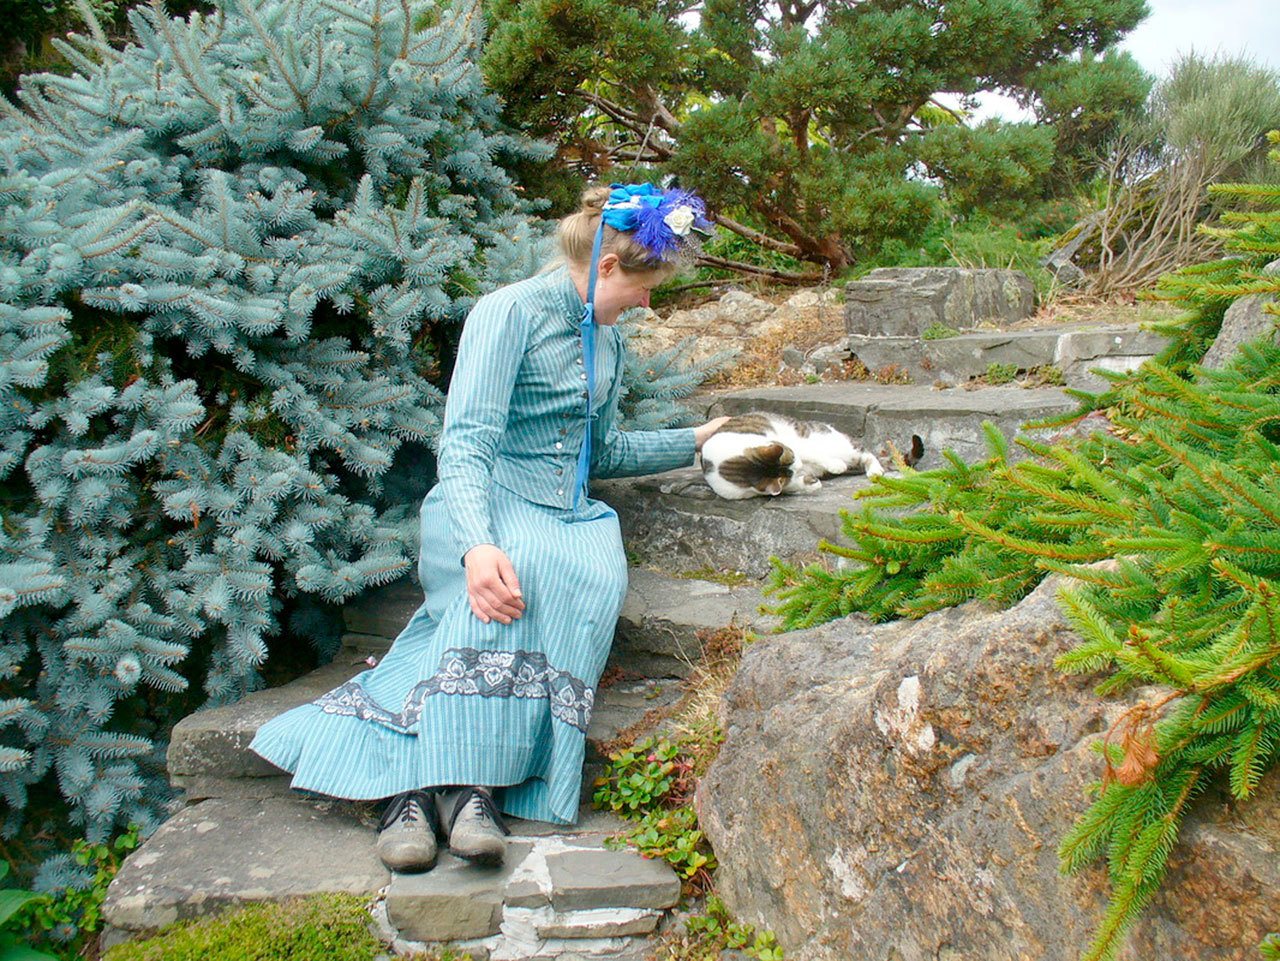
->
[[103, 793, 675, 961], [106, 565, 766, 955], [847, 323, 1165, 390], [104, 267, 1164, 957]]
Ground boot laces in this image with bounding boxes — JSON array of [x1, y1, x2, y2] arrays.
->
[[451, 787, 511, 836], [379, 790, 438, 833]]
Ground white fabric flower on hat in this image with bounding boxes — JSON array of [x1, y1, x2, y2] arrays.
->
[[663, 205, 696, 236]]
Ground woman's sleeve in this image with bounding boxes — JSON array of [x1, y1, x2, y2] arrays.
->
[[589, 343, 696, 479], [435, 293, 530, 559]]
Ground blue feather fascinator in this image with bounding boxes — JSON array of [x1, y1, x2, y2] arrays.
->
[[600, 183, 711, 261]]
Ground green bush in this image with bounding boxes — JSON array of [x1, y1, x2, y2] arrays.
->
[[21, 826, 140, 956], [1147, 52, 1280, 183], [852, 209, 1064, 300], [1, 862, 57, 961]]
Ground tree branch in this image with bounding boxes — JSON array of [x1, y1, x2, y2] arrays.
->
[[712, 213, 804, 257], [695, 253, 822, 285], [927, 97, 966, 124], [574, 89, 651, 133]]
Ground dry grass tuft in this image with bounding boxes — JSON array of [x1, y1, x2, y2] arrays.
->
[[703, 303, 862, 389], [667, 622, 753, 777], [1009, 293, 1183, 330]]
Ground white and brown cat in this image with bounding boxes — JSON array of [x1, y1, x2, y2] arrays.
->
[[700, 412, 924, 500]]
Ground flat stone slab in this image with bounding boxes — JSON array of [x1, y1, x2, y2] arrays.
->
[[167, 659, 363, 791], [386, 835, 678, 951], [848, 323, 1167, 390], [703, 381, 1076, 465], [343, 577, 423, 641], [545, 848, 681, 911], [612, 568, 773, 678], [588, 676, 685, 759], [102, 797, 387, 935], [844, 267, 1035, 336], [600, 383, 1080, 573], [595, 466, 880, 577], [386, 842, 535, 941], [534, 907, 661, 939]]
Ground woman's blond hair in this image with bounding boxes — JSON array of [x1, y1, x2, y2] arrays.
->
[[556, 185, 697, 278]]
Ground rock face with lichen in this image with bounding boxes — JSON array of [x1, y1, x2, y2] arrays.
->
[[844, 267, 1036, 337], [695, 577, 1280, 961]]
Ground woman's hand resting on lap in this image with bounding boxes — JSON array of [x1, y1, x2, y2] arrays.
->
[[463, 544, 525, 624], [462, 418, 726, 625]]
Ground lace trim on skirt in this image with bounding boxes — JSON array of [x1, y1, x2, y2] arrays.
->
[[313, 648, 595, 733]]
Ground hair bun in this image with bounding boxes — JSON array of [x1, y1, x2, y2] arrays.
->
[[580, 186, 610, 214]]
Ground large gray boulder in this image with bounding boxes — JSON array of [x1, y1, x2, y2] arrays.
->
[[696, 577, 1280, 961], [844, 268, 1035, 336], [1200, 259, 1280, 369]]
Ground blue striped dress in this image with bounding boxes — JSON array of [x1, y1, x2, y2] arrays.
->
[[249, 267, 696, 824]]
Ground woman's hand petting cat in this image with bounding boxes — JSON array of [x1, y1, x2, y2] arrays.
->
[[694, 416, 731, 451], [463, 544, 525, 624]]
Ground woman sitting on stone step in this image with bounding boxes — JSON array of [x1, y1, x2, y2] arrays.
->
[[250, 183, 729, 872]]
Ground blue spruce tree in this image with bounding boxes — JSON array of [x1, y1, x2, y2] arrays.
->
[[0, 0, 545, 846]]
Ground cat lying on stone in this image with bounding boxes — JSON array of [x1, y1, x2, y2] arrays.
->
[[700, 412, 924, 500]]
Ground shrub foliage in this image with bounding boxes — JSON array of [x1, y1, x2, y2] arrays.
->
[[0, 0, 540, 848]]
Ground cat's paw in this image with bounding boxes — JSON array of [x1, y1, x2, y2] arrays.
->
[[863, 455, 885, 478], [819, 458, 850, 476]]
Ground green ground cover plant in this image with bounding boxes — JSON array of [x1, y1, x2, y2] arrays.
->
[[921, 324, 962, 340], [593, 627, 783, 956], [764, 139, 1280, 961], [853, 206, 1069, 299], [101, 895, 393, 961], [984, 362, 1020, 384], [593, 734, 714, 888], [1, 862, 56, 961], [14, 826, 140, 958], [660, 895, 783, 961]]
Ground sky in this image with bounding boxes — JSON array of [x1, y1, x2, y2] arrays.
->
[[967, 0, 1280, 121]]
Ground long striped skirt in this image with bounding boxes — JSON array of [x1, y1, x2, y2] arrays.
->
[[249, 482, 628, 825]]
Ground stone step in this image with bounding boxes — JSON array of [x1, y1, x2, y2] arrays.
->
[[596, 466, 879, 579], [341, 570, 773, 679], [600, 382, 1078, 576], [848, 322, 1166, 390], [701, 382, 1077, 466], [102, 795, 678, 960]]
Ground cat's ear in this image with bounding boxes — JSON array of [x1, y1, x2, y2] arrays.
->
[[744, 442, 793, 468]]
